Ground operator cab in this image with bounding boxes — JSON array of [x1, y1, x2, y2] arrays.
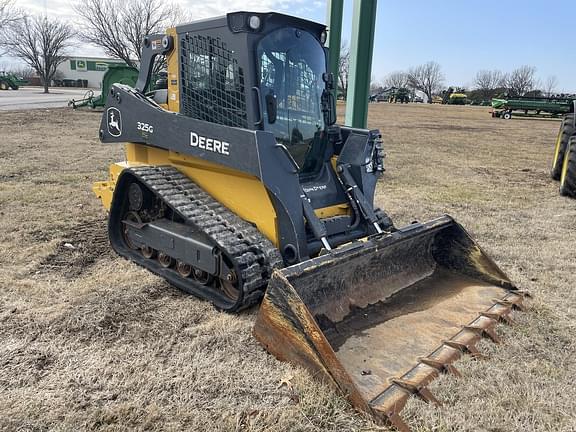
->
[[177, 12, 336, 176], [255, 25, 345, 217], [175, 12, 350, 213], [257, 27, 327, 177]]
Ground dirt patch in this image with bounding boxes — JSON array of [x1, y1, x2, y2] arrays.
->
[[401, 123, 495, 133], [468, 165, 551, 188], [34, 218, 112, 279], [32, 281, 184, 343]]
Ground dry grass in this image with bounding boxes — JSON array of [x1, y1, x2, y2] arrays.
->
[[0, 105, 574, 431]]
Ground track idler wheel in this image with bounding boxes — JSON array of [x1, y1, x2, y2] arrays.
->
[[220, 280, 240, 301], [128, 183, 144, 211], [220, 272, 240, 301]]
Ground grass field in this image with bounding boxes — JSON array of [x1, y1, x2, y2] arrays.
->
[[1, 103, 575, 431]]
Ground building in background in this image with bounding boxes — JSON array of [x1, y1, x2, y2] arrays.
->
[[55, 57, 130, 88]]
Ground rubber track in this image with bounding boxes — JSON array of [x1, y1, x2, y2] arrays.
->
[[128, 165, 284, 310]]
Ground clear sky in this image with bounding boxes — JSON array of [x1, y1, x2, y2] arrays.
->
[[9, 0, 576, 92]]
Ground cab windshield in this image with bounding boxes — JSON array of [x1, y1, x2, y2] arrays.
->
[[257, 27, 326, 174]]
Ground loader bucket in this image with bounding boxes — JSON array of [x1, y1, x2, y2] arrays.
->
[[253, 215, 526, 431]]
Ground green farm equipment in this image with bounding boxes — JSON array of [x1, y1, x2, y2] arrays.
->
[[12, 76, 29, 87], [370, 87, 410, 103], [0, 71, 22, 90], [551, 102, 576, 198], [492, 95, 576, 119], [448, 92, 467, 105], [443, 87, 467, 105], [68, 65, 139, 109], [389, 87, 410, 103]]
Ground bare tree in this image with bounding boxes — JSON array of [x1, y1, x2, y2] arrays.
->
[[474, 69, 506, 101], [338, 42, 350, 99], [475, 70, 504, 90], [0, 0, 22, 56], [370, 75, 383, 94], [2, 15, 73, 93], [505, 65, 537, 96], [544, 75, 558, 97], [4, 64, 35, 79], [384, 71, 408, 89], [75, 0, 183, 73], [407, 61, 444, 103], [0, 0, 20, 30]]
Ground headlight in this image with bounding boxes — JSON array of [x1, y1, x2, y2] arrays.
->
[[248, 15, 261, 30]]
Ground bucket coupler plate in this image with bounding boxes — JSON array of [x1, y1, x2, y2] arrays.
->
[[253, 215, 528, 431]]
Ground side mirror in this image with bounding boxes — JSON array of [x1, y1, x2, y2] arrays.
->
[[322, 89, 336, 126], [265, 92, 277, 124], [322, 73, 336, 125], [322, 72, 335, 90]]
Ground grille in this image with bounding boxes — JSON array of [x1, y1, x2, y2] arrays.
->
[[180, 33, 248, 129]]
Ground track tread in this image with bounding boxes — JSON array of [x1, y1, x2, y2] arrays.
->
[[125, 165, 283, 311]]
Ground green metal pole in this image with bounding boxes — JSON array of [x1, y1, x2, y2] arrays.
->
[[326, 0, 344, 101], [345, 0, 378, 128]]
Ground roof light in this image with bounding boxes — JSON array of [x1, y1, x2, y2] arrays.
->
[[248, 15, 261, 31]]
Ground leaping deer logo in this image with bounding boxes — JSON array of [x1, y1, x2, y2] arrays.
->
[[107, 107, 122, 137]]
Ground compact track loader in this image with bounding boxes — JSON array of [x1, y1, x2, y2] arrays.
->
[[93, 12, 526, 430]]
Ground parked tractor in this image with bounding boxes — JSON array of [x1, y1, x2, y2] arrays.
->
[[370, 86, 409, 103], [551, 102, 576, 198], [0, 71, 21, 90]]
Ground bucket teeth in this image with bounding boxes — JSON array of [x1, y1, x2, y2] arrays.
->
[[387, 412, 411, 432], [481, 310, 513, 325], [369, 291, 529, 430], [443, 340, 487, 359], [494, 298, 524, 311], [418, 357, 462, 378], [496, 291, 529, 311], [463, 323, 501, 344], [516, 289, 533, 298], [390, 378, 442, 406]]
